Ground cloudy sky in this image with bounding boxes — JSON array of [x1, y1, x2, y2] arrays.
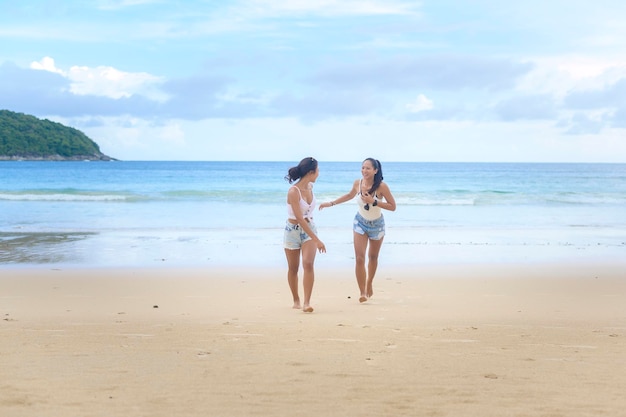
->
[[2, 0, 626, 162]]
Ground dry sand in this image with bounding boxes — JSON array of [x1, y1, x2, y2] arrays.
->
[[1, 263, 625, 417]]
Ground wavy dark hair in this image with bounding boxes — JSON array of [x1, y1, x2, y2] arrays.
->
[[364, 157, 383, 194], [285, 157, 318, 184]]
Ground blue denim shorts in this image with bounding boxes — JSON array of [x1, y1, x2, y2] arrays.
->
[[284, 221, 317, 250], [353, 213, 385, 240]]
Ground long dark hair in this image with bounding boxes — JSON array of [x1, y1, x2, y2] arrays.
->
[[285, 157, 318, 184], [364, 157, 383, 194]]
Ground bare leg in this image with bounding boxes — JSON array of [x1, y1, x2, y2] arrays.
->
[[353, 231, 369, 302], [284, 248, 301, 309], [301, 240, 317, 312], [366, 237, 384, 298]]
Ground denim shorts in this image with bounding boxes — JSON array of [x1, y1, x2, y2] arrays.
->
[[353, 213, 385, 240], [284, 221, 317, 250]]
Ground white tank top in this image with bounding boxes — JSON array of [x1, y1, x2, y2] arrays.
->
[[357, 179, 382, 220], [287, 186, 316, 220]]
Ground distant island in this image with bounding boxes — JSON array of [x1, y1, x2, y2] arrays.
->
[[0, 109, 115, 161]]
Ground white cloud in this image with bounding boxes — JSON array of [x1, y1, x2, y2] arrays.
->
[[30, 56, 166, 101], [97, 0, 161, 10], [29, 56, 64, 74], [67, 65, 165, 100], [553, 56, 626, 81], [406, 94, 434, 113], [240, 0, 419, 17], [516, 55, 626, 98], [70, 116, 188, 160]]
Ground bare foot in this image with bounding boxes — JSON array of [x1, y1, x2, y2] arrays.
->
[[303, 305, 314, 313], [367, 284, 374, 298], [293, 301, 301, 309], [359, 295, 368, 303]]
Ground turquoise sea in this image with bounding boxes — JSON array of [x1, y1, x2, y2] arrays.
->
[[1, 161, 625, 268]]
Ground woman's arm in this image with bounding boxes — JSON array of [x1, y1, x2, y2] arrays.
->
[[376, 182, 396, 211], [319, 180, 359, 210]]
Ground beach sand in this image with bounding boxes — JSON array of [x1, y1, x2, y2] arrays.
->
[[1, 263, 625, 417]]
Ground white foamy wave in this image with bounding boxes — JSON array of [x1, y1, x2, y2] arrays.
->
[[0, 193, 128, 202], [546, 194, 626, 205], [395, 196, 477, 206]]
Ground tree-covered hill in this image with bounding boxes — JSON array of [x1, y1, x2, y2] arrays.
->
[[0, 110, 115, 161]]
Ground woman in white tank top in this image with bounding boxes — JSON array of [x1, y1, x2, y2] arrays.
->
[[283, 157, 326, 313], [319, 158, 396, 303]]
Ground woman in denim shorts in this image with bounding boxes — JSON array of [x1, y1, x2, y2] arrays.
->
[[284, 157, 326, 313], [319, 158, 396, 303]]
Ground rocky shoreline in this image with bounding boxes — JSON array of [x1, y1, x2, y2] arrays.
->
[[0, 154, 117, 161]]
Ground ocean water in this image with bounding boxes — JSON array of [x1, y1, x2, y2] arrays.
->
[[1, 161, 625, 268]]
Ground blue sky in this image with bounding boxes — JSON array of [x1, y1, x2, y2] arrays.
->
[[1, 0, 626, 162]]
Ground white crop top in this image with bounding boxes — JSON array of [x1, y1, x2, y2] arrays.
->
[[287, 186, 316, 220]]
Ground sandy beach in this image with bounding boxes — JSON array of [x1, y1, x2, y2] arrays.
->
[[1, 263, 625, 417]]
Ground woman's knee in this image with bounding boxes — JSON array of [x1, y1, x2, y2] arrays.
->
[[354, 253, 366, 265], [302, 258, 315, 271]]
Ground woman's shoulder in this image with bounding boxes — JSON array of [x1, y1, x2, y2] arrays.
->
[[287, 185, 301, 196], [378, 181, 392, 193]]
